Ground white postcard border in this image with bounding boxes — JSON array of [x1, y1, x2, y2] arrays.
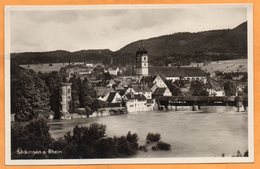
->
[[4, 3, 254, 165]]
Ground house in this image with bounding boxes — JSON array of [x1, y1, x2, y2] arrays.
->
[[72, 62, 85, 65], [85, 63, 94, 68], [113, 84, 125, 96], [106, 79, 117, 88], [106, 67, 120, 76], [124, 83, 152, 99], [95, 87, 115, 101], [147, 83, 159, 93], [124, 93, 154, 113], [140, 74, 168, 88], [106, 92, 122, 103], [78, 67, 93, 75], [152, 87, 172, 97], [206, 80, 225, 97]]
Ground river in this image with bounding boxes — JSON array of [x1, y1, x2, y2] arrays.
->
[[48, 106, 248, 157]]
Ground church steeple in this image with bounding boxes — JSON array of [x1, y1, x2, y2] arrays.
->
[[136, 41, 148, 77]]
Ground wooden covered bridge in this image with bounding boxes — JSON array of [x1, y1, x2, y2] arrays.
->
[[156, 96, 248, 112]]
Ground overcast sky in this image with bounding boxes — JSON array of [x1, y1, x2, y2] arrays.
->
[[9, 5, 248, 53]]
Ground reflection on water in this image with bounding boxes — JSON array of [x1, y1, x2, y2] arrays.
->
[[48, 106, 248, 157]]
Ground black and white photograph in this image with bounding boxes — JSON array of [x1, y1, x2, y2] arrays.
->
[[5, 4, 253, 165]]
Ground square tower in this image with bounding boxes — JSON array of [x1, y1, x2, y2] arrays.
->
[[136, 43, 149, 77], [60, 83, 72, 116]]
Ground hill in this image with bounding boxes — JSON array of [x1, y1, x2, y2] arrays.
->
[[11, 49, 114, 65], [115, 22, 247, 66], [11, 22, 247, 66]]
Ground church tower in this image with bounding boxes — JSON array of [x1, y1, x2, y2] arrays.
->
[[136, 42, 148, 76]]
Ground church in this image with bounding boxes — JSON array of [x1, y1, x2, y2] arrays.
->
[[135, 44, 208, 83]]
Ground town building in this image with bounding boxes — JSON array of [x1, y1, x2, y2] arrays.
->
[[124, 93, 154, 113], [152, 87, 172, 97], [206, 80, 225, 97], [106, 92, 122, 104], [95, 86, 115, 101], [149, 67, 208, 83], [105, 67, 120, 76], [140, 75, 168, 88], [124, 83, 152, 99], [85, 63, 94, 68]]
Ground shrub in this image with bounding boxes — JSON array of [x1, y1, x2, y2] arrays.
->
[[146, 132, 161, 143], [138, 145, 148, 152], [244, 150, 248, 157], [157, 141, 171, 151], [114, 131, 139, 156], [11, 121, 141, 159], [232, 150, 248, 157], [11, 118, 53, 159], [151, 141, 171, 151]]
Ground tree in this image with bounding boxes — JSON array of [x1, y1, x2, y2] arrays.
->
[[62, 123, 107, 158], [11, 118, 53, 159], [11, 68, 50, 121], [79, 77, 96, 108], [224, 80, 237, 96], [165, 80, 182, 96], [189, 80, 209, 96], [45, 71, 63, 119], [91, 99, 107, 112], [69, 76, 81, 113]]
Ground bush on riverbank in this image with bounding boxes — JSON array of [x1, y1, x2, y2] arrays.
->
[[152, 141, 171, 151], [222, 150, 248, 157], [146, 133, 161, 143], [138, 145, 148, 152], [145, 132, 172, 151], [11, 118, 53, 159], [11, 120, 139, 159]]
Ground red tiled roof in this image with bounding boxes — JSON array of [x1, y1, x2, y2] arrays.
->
[[152, 88, 167, 96], [125, 93, 147, 101], [140, 76, 156, 83], [106, 92, 117, 103], [129, 83, 151, 92], [95, 87, 114, 97]]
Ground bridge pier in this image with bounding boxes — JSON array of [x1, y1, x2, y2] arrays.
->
[[192, 105, 195, 111]]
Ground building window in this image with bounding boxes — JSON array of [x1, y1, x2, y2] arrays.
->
[[68, 88, 71, 93], [143, 57, 146, 61]]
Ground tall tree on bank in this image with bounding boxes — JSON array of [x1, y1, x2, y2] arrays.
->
[[11, 68, 50, 121], [44, 71, 63, 119], [79, 77, 96, 117], [189, 80, 209, 96], [69, 75, 81, 113], [165, 80, 182, 96], [224, 80, 237, 96]]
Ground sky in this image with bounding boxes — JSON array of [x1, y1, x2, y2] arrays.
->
[[9, 5, 248, 53]]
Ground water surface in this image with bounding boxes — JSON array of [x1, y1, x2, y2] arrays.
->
[[48, 106, 248, 157]]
